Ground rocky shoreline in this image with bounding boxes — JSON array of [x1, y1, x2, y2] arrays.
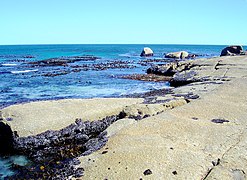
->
[[1, 53, 247, 179]]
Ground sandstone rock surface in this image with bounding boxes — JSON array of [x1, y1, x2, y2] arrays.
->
[[76, 56, 247, 180], [0, 98, 143, 137]]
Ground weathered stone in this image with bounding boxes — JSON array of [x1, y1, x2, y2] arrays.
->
[[147, 61, 194, 76], [140, 47, 154, 57], [121, 74, 172, 82], [0, 112, 130, 179], [165, 51, 189, 59], [79, 76, 247, 180], [220, 45, 245, 56], [211, 119, 230, 124], [28, 55, 101, 67], [170, 70, 199, 87], [147, 63, 177, 76], [143, 169, 152, 175]]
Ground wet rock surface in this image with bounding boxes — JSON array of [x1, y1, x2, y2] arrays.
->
[[143, 169, 152, 176], [211, 119, 230, 124], [28, 55, 101, 67], [6, 115, 122, 179], [137, 58, 170, 66], [169, 70, 200, 87], [35, 60, 136, 77], [0, 122, 15, 155], [147, 61, 195, 76], [220, 46, 245, 56], [125, 88, 172, 99], [121, 74, 172, 82]]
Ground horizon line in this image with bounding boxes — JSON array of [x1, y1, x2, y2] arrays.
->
[[0, 43, 245, 46]]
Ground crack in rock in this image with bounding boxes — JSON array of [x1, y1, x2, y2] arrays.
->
[[202, 131, 245, 180]]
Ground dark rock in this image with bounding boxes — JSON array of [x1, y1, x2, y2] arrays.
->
[[43, 70, 70, 77], [138, 58, 170, 66], [37, 60, 136, 77], [125, 88, 172, 99], [28, 55, 101, 67], [143, 114, 151, 118], [169, 71, 199, 87], [211, 119, 230, 124], [147, 61, 195, 77], [143, 169, 153, 176], [121, 74, 172, 82], [220, 46, 245, 56], [0, 122, 15, 155], [7, 115, 122, 179], [102, 151, 108, 154], [212, 158, 221, 166], [173, 92, 199, 100], [74, 168, 84, 178], [23, 55, 35, 58], [6, 117, 13, 121], [147, 64, 177, 76], [172, 171, 178, 175]]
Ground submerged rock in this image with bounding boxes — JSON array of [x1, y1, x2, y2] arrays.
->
[[28, 55, 101, 67], [140, 47, 154, 57], [121, 74, 172, 82]]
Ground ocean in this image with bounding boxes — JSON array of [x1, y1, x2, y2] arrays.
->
[[0, 44, 233, 178], [0, 44, 227, 109]]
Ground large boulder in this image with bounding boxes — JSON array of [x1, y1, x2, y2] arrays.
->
[[165, 51, 189, 59], [140, 47, 154, 57], [147, 61, 194, 76], [220, 45, 245, 56]]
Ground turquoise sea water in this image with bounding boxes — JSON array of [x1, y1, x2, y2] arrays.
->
[[0, 44, 229, 108], [0, 44, 239, 178]]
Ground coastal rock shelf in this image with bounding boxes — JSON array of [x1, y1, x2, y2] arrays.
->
[[1, 55, 247, 179], [0, 96, 190, 179], [28, 55, 101, 67], [78, 56, 247, 180]]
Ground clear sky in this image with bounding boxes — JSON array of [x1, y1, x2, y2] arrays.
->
[[0, 0, 246, 45]]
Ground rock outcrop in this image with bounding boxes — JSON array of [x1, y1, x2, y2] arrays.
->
[[4, 116, 120, 179], [28, 55, 101, 67], [78, 57, 247, 180], [0, 122, 15, 155], [147, 61, 194, 76], [169, 70, 199, 87], [220, 45, 245, 56], [140, 47, 154, 57], [165, 51, 189, 59]]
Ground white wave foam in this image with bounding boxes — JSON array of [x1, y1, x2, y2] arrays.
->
[[1, 63, 18, 66], [118, 52, 139, 57], [11, 69, 38, 74]]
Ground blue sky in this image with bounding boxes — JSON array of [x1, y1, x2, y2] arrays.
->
[[0, 0, 246, 45]]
